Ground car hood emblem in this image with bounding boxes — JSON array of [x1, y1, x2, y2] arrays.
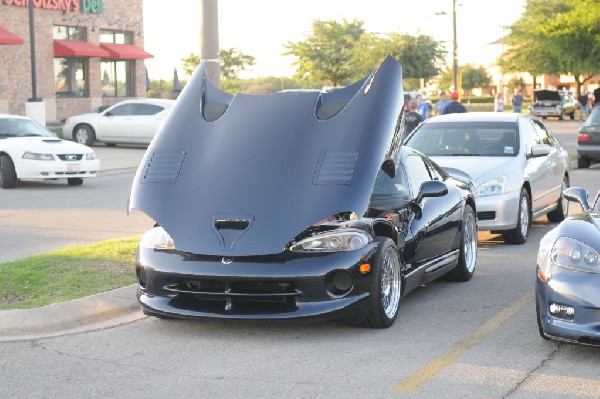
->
[[221, 257, 234, 264]]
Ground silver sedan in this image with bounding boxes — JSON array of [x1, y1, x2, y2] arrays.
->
[[404, 112, 571, 244]]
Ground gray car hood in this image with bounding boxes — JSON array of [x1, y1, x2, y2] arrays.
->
[[129, 56, 405, 256]]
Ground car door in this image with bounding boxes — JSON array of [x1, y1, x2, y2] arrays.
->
[[96, 102, 136, 141], [532, 119, 567, 208], [129, 103, 169, 144], [405, 153, 461, 265], [520, 119, 559, 214]]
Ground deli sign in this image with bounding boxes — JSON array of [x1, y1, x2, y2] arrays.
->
[[3, 0, 104, 14]]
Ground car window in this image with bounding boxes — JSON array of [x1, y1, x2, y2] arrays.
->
[[584, 108, 600, 126], [404, 121, 518, 156], [404, 154, 432, 197], [0, 118, 53, 138], [107, 103, 138, 116], [530, 119, 553, 146], [519, 120, 539, 151], [137, 104, 165, 115], [372, 166, 410, 198]]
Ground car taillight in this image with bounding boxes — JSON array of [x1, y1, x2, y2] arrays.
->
[[578, 133, 592, 143]]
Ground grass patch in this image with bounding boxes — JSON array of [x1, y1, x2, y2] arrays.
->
[[0, 236, 139, 310]]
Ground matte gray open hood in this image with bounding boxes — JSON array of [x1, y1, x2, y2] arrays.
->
[[129, 56, 405, 256]]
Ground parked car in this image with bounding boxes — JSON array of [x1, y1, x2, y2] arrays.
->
[[536, 187, 600, 346], [576, 105, 600, 169], [404, 112, 571, 244], [62, 98, 175, 146], [529, 89, 576, 120], [0, 114, 100, 188], [128, 57, 478, 328]]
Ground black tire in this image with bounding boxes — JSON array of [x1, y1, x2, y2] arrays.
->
[[503, 188, 531, 245], [363, 237, 402, 329], [569, 111, 575, 120], [578, 156, 590, 169], [559, 110, 565, 120], [446, 204, 477, 282], [67, 177, 83, 186], [0, 154, 17, 189], [73, 124, 96, 147], [547, 175, 569, 223]]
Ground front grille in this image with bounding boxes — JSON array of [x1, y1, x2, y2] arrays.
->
[[163, 279, 301, 314], [477, 211, 496, 221], [57, 154, 83, 161]]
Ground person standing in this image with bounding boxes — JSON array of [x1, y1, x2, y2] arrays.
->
[[416, 94, 430, 120], [441, 92, 467, 114], [512, 90, 524, 113], [405, 100, 423, 134], [434, 92, 451, 115], [494, 93, 504, 112], [578, 92, 590, 121]]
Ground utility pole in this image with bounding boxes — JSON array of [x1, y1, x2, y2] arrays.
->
[[200, 0, 221, 87], [26, 0, 45, 125], [452, 0, 458, 93]]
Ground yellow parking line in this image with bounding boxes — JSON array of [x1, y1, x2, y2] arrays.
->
[[390, 290, 535, 393]]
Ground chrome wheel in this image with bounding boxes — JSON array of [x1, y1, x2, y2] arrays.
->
[[381, 248, 401, 319], [463, 210, 477, 273], [519, 195, 530, 238]]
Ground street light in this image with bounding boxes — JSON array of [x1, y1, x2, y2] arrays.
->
[[436, 0, 459, 93]]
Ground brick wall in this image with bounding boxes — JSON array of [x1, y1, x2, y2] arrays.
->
[[0, 0, 147, 124]]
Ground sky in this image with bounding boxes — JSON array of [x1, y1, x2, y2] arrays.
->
[[143, 0, 527, 81]]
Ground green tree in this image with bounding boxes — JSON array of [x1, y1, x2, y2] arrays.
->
[[283, 19, 365, 86], [180, 48, 256, 80], [435, 65, 491, 92], [350, 33, 444, 82], [500, 0, 600, 97]]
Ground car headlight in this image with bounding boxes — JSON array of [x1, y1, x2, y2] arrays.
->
[[550, 236, 600, 273], [290, 229, 372, 253], [475, 176, 509, 197], [85, 152, 96, 160], [22, 152, 54, 161], [139, 226, 175, 250]]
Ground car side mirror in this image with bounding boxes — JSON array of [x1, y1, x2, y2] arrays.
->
[[416, 180, 448, 203], [530, 144, 551, 157], [563, 187, 590, 213], [104, 111, 113, 117]]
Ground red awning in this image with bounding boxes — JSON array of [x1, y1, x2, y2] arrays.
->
[[0, 26, 24, 45], [99, 43, 154, 59], [54, 40, 110, 57]]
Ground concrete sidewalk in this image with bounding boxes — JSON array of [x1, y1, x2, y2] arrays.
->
[[0, 285, 145, 342]]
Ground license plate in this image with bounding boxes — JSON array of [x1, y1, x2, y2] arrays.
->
[[68, 164, 80, 172]]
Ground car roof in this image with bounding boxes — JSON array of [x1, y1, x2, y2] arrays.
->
[[115, 98, 176, 106], [0, 114, 31, 121], [422, 112, 528, 124]]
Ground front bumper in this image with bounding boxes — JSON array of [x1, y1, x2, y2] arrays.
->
[[536, 267, 600, 346], [530, 108, 561, 117], [475, 189, 520, 232], [15, 158, 100, 180], [136, 243, 378, 323]]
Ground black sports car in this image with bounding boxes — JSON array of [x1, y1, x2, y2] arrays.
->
[[129, 56, 478, 328], [536, 187, 600, 345]]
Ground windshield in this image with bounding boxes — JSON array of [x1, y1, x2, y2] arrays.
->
[[404, 121, 519, 157], [0, 118, 54, 139]]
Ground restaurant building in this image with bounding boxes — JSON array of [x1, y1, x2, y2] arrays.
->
[[0, 0, 152, 124]]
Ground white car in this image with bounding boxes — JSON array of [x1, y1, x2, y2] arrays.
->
[[0, 114, 100, 188], [62, 98, 175, 146], [404, 112, 572, 244]]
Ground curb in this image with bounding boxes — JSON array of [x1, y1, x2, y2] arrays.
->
[[0, 284, 144, 342]]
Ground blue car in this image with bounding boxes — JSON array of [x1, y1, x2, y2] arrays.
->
[[536, 187, 600, 346]]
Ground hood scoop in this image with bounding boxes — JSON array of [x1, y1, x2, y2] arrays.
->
[[212, 215, 254, 251], [41, 139, 63, 143]]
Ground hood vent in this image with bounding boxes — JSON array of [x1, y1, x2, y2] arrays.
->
[[313, 148, 359, 185], [141, 149, 186, 184], [212, 215, 254, 251]]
